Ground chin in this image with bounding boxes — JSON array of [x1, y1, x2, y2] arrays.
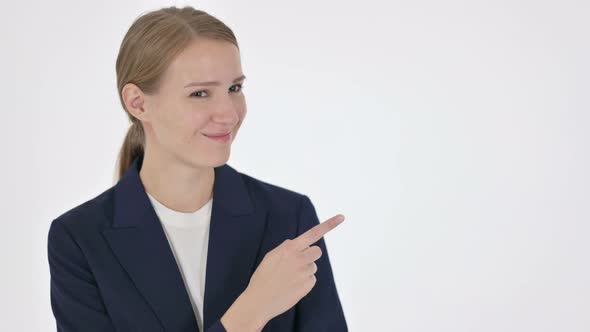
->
[[209, 158, 230, 168], [195, 153, 230, 168]]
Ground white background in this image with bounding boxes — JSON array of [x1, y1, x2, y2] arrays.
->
[[1, 0, 589, 331]]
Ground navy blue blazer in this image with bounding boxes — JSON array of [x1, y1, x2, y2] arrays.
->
[[47, 153, 348, 332]]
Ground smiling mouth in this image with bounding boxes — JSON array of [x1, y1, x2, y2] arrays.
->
[[203, 131, 231, 138], [202, 131, 231, 143]]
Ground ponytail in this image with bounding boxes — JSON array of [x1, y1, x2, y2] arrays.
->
[[116, 121, 145, 181]]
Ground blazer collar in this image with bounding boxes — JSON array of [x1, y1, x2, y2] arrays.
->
[[102, 153, 267, 332], [112, 153, 254, 229]]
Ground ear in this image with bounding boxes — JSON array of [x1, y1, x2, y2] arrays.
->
[[121, 83, 149, 122]]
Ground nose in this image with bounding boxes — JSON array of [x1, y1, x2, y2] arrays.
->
[[211, 99, 241, 125]]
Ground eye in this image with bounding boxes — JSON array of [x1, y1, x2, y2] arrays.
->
[[230, 83, 244, 93], [189, 84, 245, 98], [189, 90, 206, 98]]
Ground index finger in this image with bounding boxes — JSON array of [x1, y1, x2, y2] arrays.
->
[[293, 214, 345, 250]]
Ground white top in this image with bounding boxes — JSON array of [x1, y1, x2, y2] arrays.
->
[[146, 191, 213, 332]]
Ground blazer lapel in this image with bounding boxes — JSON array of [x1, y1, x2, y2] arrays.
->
[[102, 153, 268, 331]]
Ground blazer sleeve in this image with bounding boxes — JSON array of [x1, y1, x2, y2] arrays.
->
[[47, 219, 117, 332], [204, 320, 227, 332], [294, 195, 348, 331]]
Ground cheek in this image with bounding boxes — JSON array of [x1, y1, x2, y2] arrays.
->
[[231, 106, 247, 135], [236, 104, 247, 122], [152, 108, 200, 146], [181, 113, 209, 143], [163, 113, 190, 139], [148, 110, 177, 143]]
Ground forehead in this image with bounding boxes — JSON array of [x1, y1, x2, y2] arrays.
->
[[164, 38, 242, 84]]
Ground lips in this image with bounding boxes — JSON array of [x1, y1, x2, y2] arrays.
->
[[203, 131, 231, 137], [203, 130, 231, 143]]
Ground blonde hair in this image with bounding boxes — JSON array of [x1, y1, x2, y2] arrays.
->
[[114, 6, 239, 180]]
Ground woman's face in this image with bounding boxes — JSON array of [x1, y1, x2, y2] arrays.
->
[[140, 38, 247, 168]]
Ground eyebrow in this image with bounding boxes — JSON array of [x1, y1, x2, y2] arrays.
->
[[183, 75, 247, 88]]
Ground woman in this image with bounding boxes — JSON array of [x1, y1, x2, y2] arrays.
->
[[47, 6, 348, 332]]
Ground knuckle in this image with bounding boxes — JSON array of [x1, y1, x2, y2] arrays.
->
[[312, 245, 322, 254], [304, 275, 316, 290], [310, 229, 320, 241], [308, 245, 322, 259], [282, 239, 297, 250], [277, 239, 294, 251], [311, 262, 318, 274]]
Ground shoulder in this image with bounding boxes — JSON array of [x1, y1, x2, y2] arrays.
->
[[232, 166, 316, 244], [234, 167, 309, 211], [48, 165, 312, 236], [49, 185, 115, 238]]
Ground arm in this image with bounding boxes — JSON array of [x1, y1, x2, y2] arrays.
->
[[294, 195, 348, 331], [47, 219, 117, 332]]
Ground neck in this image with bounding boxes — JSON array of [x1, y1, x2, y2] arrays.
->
[[138, 149, 214, 213]]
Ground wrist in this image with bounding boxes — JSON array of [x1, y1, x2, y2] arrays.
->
[[221, 288, 268, 332]]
